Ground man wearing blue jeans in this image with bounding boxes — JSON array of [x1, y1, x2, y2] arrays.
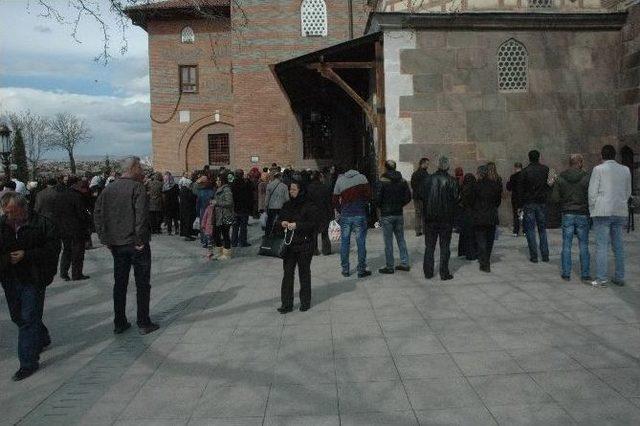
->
[[588, 145, 632, 287], [0, 192, 61, 381], [551, 154, 591, 282], [333, 168, 372, 278], [519, 150, 551, 263], [375, 160, 412, 274]]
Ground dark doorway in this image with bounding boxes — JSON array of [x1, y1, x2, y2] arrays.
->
[[621, 145, 637, 195]]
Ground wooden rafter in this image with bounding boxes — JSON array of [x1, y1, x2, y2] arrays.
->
[[307, 61, 375, 70]]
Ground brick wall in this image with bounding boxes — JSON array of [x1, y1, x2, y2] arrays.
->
[[148, 18, 233, 173]]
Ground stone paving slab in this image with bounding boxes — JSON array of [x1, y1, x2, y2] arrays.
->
[[1, 221, 639, 425]]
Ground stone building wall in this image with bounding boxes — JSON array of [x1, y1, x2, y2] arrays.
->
[[147, 18, 233, 173], [388, 28, 621, 219]]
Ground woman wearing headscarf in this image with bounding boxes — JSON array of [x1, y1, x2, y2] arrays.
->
[[469, 165, 503, 272], [257, 171, 269, 213], [211, 172, 234, 260], [458, 173, 478, 261], [162, 172, 180, 235], [194, 175, 215, 248], [277, 180, 318, 313]]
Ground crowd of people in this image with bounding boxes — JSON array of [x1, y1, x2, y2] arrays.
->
[[0, 144, 633, 382]]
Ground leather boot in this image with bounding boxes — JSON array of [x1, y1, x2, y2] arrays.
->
[[220, 248, 232, 260]]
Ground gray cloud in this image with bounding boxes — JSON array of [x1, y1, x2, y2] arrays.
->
[[0, 87, 151, 159]]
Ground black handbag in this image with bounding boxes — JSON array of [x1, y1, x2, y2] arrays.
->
[[258, 229, 294, 258]]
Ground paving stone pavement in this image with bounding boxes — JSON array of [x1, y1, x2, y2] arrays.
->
[[1, 221, 640, 425]]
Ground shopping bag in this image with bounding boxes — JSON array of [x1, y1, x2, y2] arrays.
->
[[192, 216, 201, 231], [328, 220, 341, 243], [259, 211, 268, 230]]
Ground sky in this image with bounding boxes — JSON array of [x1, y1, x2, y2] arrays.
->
[[0, 0, 152, 160]]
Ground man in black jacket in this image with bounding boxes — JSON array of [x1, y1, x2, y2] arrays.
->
[[306, 171, 333, 255], [35, 176, 90, 281], [418, 156, 459, 280], [519, 150, 550, 263], [0, 192, 61, 381], [94, 156, 159, 336], [231, 169, 253, 247], [376, 160, 412, 274], [410, 157, 429, 236], [506, 162, 523, 236], [551, 154, 591, 281]]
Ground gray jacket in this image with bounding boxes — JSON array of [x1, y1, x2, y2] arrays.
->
[[265, 178, 289, 210], [94, 177, 151, 246], [588, 160, 632, 217]]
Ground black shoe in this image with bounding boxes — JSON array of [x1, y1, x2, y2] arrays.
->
[[72, 275, 90, 281], [138, 322, 160, 335], [12, 367, 38, 381], [342, 271, 350, 277], [441, 274, 454, 281], [277, 306, 293, 314], [530, 258, 539, 264], [378, 267, 395, 274], [395, 265, 411, 272], [480, 265, 491, 273], [561, 275, 571, 281], [416, 232, 423, 237], [425, 274, 434, 279], [542, 257, 550, 263], [358, 270, 372, 278], [114, 322, 132, 335], [314, 249, 321, 256], [60, 274, 70, 281], [612, 280, 626, 287], [299, 305, 310, 312]]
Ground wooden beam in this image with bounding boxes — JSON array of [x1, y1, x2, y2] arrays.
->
[[307, 62, 375, 70], [315, 64, 377, 127], [375, 40, 386, 174]]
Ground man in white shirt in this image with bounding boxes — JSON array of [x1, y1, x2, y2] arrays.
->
[[588, 144, 632, 287]]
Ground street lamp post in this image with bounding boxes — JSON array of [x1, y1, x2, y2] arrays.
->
[[0, 124, 12, 181]]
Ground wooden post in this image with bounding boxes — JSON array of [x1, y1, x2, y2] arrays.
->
[[375, 39, 386, 174]]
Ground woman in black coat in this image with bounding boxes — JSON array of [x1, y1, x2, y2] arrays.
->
[[277, 181, 318, 314], [457, 173, 478, 261], [179, 181, 197, 241], [469, 165, 503, 273], [162, 173, 180, 235]]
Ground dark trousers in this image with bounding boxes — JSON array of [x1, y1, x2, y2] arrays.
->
[[314, 221, 331, 255], [213, 225, 231, 249], [180, 212, 196, 237], [523, 203, 549, 261], [266, 209, 280, 235], [111, 244, 152, 328], [475, 225, 496, 269], [231, 215, 249, 246], [512, 203, 521, 235], [164, 210, 179, 234], [281, 249, 312, 309], [60, 237, 86, 279], [150, 211, 162, 233], [2, 282, 48, 369], [423, 222, 453, 279]]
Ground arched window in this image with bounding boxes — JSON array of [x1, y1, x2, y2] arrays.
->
[[181, 26, 195, 44], [498, 39, 528, 93], [301, 0, 328, 37]]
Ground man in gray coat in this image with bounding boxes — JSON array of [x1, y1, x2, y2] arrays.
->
[[588, 145, 632, 287], [264, 172, 289, 235], [94, 157, 159, 335]]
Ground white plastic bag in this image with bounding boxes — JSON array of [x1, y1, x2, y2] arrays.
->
[[192, 216, 201, 231], [259, 212, 268, 230], [329, 220, 341, 243]]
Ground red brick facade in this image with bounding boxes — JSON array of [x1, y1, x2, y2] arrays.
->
[[135, 1, 369, 173]]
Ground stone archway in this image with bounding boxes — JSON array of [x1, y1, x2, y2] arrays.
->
[[177, 115, 234, 171]]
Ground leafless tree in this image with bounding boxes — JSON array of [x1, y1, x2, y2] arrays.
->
[[49, 112, 91, 174], [6, 110, 53, 180], [28, 0, 249, 65]]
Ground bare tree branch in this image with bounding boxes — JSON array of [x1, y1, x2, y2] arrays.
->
[[28, 0, 248, 65], [49, 112, 91, 174]]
